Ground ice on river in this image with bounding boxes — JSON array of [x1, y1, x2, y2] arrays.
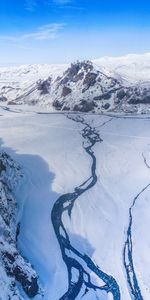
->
[[0, 105, 150, 299]]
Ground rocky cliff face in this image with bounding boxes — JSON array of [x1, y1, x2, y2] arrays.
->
[[50, 61, 150, 113], [52, 61, 121, 112], [1, 60, 150, 113], [0, 152, 39, 299]]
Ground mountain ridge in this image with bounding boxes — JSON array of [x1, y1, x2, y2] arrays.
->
[[1, 54, 150, 113]]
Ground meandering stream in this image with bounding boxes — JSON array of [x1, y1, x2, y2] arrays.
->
[[51, 115, 120, 299], [123, 153, 150, 300]]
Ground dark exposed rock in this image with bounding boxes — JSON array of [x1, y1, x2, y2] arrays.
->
[[65, 61, 93, 77], [102, 103, 110, 110], [73, 100, 95, 112], [0, 160, 6, 173], [60, 61, 93, 85], [142, 95, 150, 103], [81, 61, 93, 72], [30, 99, 39, 105], [53, 100, 63, 110], [72, 72, 84, 82], [73, 104, 81, 112], [94, 93, 111, 101], [127, 86, 150, 104], [128, 95, 150, 104], [84, 73, 97, 86], [61, 86, 72, 97], [64, 63, 80, 78], [16, 222, 20, 242], [3, 251, 39, 298], [0, 153, 39, 299], [93, 95, 102, 101], [126, 86, 150, 105], [3, 252, 15, 264], [82, 73, 98, 92], [8, 100, 17, 105], [13, 266, 38, 298], [0, 96, 7, 102], [60, 77, 69, 85], [37, 78, 51, 95], [128, 97, 139, 104], [117, 89, 126, 100]]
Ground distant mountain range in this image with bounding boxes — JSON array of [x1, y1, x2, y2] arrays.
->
[[1, 53, 150, 113]]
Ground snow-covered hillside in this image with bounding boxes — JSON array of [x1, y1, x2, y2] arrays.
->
[[1, 54, 150, 113], [94, 53, 150, 85], [0, 64, 67, 103], [0, 150, 39, 299], [1, 105, 150, 299]]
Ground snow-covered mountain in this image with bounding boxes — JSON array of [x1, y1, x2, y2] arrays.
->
[[1, 53, 150, 113], [0, 152, 39, 299], [0, 64, 66, 104], [94, 52, 150, 85]]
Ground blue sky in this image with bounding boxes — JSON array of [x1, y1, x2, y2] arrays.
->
[[1, 0, 150, 64]]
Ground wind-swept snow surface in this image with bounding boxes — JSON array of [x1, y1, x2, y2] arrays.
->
[[0, 106, 150, 299]]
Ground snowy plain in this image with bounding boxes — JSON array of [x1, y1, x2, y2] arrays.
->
[[0, 105, 150, 299]]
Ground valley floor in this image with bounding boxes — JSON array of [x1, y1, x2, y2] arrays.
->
[[0, 105, 150, 299]]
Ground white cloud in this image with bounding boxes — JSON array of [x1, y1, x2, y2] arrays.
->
[[25, 0, 73, 10], [0, 23, 65, 42]]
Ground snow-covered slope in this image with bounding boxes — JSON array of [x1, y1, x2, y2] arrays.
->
[[0, 64, 67, 103], [0, 151, 39, 299], [1, 54, 150, 113], [94, 53, 150, 85]]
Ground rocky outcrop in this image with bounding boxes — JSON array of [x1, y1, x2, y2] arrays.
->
[[0, 96, 7, 102], [127, 87, 150, 104], [37, 77, 51, 95], [49, 61, 122, 112], [0, 152, 39, 299], [53, 99, 63, 110], [4, 60, 150, 114], [102, 103, 110, 110], [82, 72, 98, 92], [61, 86, 72, 97], [60, 61, 93, 85], [73, 100, 95, 112]]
